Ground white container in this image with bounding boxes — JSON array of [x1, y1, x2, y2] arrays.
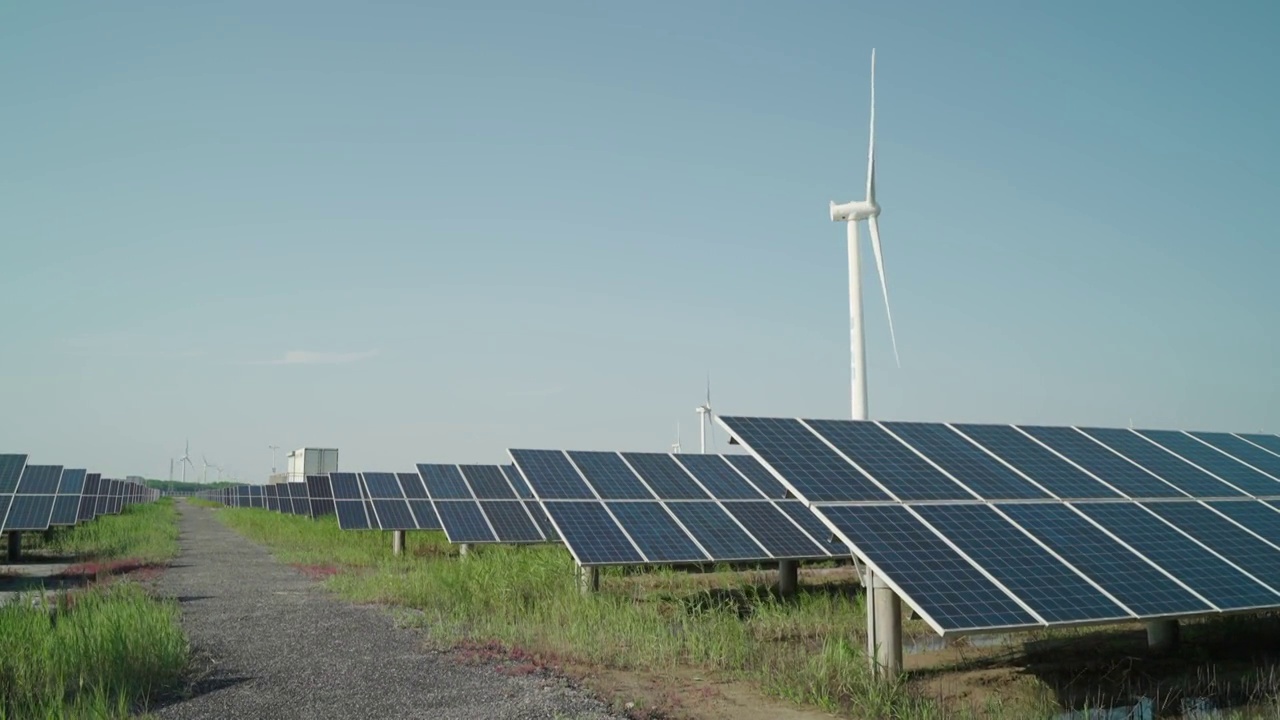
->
[[286, 448, 339, 482]]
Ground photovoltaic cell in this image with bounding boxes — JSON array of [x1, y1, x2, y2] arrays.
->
[[49, 497, 82, 526], [912, 504, 1130, 624], [1074, 502, 1280, 610], [1191, 433, 1280, 481], [525, 500, 556, 540], [775, 500, 843, 553], [996, 503, 1211, 617], [462, 465, 518, 499], [1142, 501, 1280, 592], [307, 474, 335, 517], [1081, 428, 1243, 497], [1241, 434, 1280, 457], [722, 454, 788, 498], [479, 501, 543, 543], [621, 453, 709, 499], [1019, 426, 1185, 498], [954, 424, 1118, 498], [362, 472, 404, 499], [435, 501, 496, 543], [882, 422, 1047, 500], [1207, 501, 1280, 547], [0, 454, 26, 494], [55, 469, 87, 495], [806, 419, 972, 500], [334, 500, 371, 530], [543, 502, 641, 565], [372, 499, 418, 529], [673, 455, 763, 499], [418, 464, 473, 499], [16, 465, 63, 495], [509, 450, 594, 499], [723, 503, 825, 559], [667, 502, 768, 561], [609, 502, 707, 562], [397, 472, 429, 499], [717, 417, 890, 502], [1137, 430, 1280, 497], [503, 465, 533, 498], [408, 499, 441, 530], [567, 452, 650, 499], [4, 495, 57, 531], [818, 505, 1040, 633]]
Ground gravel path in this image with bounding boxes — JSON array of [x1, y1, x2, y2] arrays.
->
[[154, 501, 619, 720]]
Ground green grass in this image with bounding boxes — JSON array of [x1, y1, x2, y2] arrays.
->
[[1, 498, 189, 717], [29, 499, 180, 564], [0, 583, 188, 719], [213, 506, 1039, 718]]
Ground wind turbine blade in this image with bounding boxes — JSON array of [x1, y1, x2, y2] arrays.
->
[[868, 215, 900, 367], [866, 48, 876, 203]]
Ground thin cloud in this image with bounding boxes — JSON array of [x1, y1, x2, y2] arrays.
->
[[252, 350, 380, 366]]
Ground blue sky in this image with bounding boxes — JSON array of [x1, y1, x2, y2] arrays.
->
[[2, 1, 1277, 479]]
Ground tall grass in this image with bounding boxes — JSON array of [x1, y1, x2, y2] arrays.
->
[[30, 498, 180, 564], [215, 507, 1012, 718]]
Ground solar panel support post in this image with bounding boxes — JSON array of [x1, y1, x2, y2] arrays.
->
[[6, 532, 20, 562], [778, 559, 798, 598], [458, 543, 470, 558], [866, 569, 902, 677], [392, 530, 406, 557], [1146, 619, 1179, 653], [577, 565, 599, 595]]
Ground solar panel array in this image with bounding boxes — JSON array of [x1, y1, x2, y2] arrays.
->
[[0, 453, 159, 534], [718, 416, 1280, 636], [205, 481, 315, 517], [417, 464, 550, 544], [509, 450, 842, 567]]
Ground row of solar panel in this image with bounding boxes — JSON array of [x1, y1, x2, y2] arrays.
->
[[1, 454, 160, 533], [718, 418, 1280, 503]]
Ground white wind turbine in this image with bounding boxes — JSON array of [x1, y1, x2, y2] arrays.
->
[[694, 375, 715, 454], [671, 422, 683, 454], [829, 48, 899, 421], [202, 456, 213, 484], [177, 439, 195, 484]]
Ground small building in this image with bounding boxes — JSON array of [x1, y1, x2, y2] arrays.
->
[[286, 448, 339, 483], [268, 472, 289, 485]]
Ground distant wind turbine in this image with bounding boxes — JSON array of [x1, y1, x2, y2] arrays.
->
[[178, 439, 195, 484], [694, 374, 717, 454], [829, 48, 900, 421], [671, 422, 683, 455]]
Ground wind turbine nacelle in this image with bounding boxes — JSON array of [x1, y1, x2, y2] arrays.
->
[[830, 200, 878, 222]]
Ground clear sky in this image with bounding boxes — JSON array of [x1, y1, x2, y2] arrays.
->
[[3, 1, 1277, 480]]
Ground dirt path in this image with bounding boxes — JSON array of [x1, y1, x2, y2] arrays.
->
[[154, 501, 619, 720]]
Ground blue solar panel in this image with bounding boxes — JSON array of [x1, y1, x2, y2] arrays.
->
[[509, 450, 595, 499], [1241, 434, 1280, 457], [334, 500, 371, 529], [1019, 426, 1185, 498], [417, 464, 473, 499], [1190, 433, 1280, 481], [16, 465, 62, 495], [722, 502, 826, 559], [882, 422, 1047, 500], [609, 502, 707, 562], [806, 420, 972, 500], [818, 505, 1040, 633], [1137, 430, 1280, 497], [479, 501, 544, 543], [776, 500, 842, 553], [503, 465, 533, 498], [566, 452, 650, 499], [397, 472, 429, 499], [55, 469, 87, 495], [0, 497, 11, 529], [621, 453, 709, 499], [0, 454, 26, 494], [913, 504, 1130, 624], [407, 499, 440, 530], [371, 499, 418, 530], [673, 455, 763, 499], [1206, 501, 1280, 547], [997, 503, 1211, 617], [48, 496, 82, 526], [329, 473, 364, 500], [1074, 502, 1280, 611], [721, 454, 788, 498], [461, 465, 517, 499], [362, 472, 404, 499], [4, 495, 56, 531], [955, 425, 1118, 498], [525, 500, 556, 540], [717, 417, 890, 502], [1142, 501, 1280, 593], [435, 501, 496, 542], [543, 501, 642, 565], [667, 502, 769, 561], [1081, 428, 1243, 497]]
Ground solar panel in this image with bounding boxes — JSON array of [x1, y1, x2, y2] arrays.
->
[[1080, 428, 1243, 497], [362, 472, 404, 499], [673, 455, 762, 499], [479, 501, 543, 543], [417, 464, 474, 499], [408, 464, 550, 544], [952, 424, 1118, 498], [264, 484, 280, 513], [816, 504, 1041, 634], [334, 499, 371, 530], [566, 452, 648, 499], [0, 454, 27, 494], [1136, 430, 1280, 497], [620, 453, 709, 499], [1190, 433, 1280, 480], [460, 465, 517, 499], [503, 465, 534, 498], [4, 495, 57, 531], [434, 501, 496, 543], [716, 417, 890, 502], [911, 504, 1131, 624], [609, 502, 708, 562], [806, 420, 973, 501], [542, 501, 643, 565], [307, 475, 334, 517], [1141, 502, 1280, 592], [48, 469, 87, 526], [721, 454, 789, 498], [722, 503, 828, 559], [666, 502, 769, 561], [1018, 426, 1185, 498], [1073, 502, 1280, 611], [1240, 434, 1280, 457], [16, 465, 62, 495], [1206, 500, 1280, 546], [879, 422, 1047, 500]]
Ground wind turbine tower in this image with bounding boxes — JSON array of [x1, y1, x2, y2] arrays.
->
[[178, 439, 195, 484], [828, 48, 903, 678], [694, 375, 714, 454]]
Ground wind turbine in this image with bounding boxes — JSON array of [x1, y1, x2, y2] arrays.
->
[[694, 375, 716, 454], [829, 48, 899, 421], [178, 439, 195, 484], [202, 456, 213, 484], [671, 422, 683, 454]]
